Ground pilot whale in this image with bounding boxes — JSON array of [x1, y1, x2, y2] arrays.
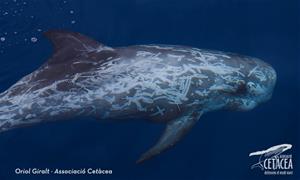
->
[[0, 30, 276, 163]]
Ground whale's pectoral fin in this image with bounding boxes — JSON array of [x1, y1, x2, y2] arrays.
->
[[137, 111, 203, 163]]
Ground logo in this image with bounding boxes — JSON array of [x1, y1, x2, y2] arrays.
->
[[249, 144, 293, 175]]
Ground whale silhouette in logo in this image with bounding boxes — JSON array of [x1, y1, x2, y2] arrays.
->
[[249, 144, 292, 170], [0, 30, 276, 163]]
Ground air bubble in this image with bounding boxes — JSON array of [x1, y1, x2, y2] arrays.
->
[[31, 37, 37, 43]]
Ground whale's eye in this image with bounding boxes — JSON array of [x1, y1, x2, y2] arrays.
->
[[235, 81, 247, 95]]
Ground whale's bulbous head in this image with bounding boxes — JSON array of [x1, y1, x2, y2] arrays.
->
[[225, 57, 277, 111]]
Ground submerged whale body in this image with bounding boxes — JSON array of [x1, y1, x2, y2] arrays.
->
[[0, 31, 276, 163]]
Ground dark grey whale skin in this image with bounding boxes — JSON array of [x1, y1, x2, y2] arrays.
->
[[0, 31, 276, 163]]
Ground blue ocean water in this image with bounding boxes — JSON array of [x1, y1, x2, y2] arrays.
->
[[0, 0, 299, 180]]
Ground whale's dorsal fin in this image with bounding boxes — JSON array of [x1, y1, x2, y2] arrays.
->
[[137, 111, 203, 163], [44, 30, 114, 65]]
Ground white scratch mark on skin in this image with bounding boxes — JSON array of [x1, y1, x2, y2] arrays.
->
[[167, 54, 185, 62], [151, 106, 165, 116], [248, 66, 267, 81]]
